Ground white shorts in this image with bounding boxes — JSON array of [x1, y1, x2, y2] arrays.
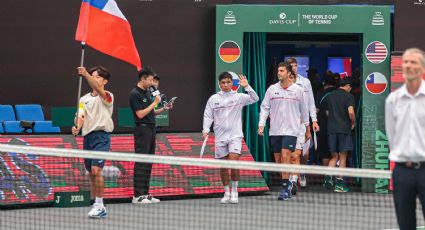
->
[[215, 137, 242, 159], [296, 125, 306, 151]]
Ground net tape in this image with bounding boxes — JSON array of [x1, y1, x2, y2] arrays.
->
[[0, 143, 391, 179]]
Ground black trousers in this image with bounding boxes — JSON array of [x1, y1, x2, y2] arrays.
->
[[133, 125, 156, 197], [393, 163, 425, 230]]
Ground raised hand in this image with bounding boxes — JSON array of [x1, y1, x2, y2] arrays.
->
[[238, 74, 249, 88], [77, 67, 90, 78]]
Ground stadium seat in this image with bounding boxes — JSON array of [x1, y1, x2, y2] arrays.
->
[[0, 123, 4, 133], [3, 121, 32, 133], [15, 104, 45, 121], [0, 105, 16, 122], [33, 121, 61, 133]]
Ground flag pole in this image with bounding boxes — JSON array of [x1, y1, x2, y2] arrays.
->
[[74, 42, 86, 135]]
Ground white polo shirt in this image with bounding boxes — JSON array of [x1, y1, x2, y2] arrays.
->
[[203, 85, 259, 142], [259, 82, 309, 137], [385, 80, 425, 162], [78, 91, 114, 136]]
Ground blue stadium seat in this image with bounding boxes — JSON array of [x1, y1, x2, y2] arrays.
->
[[15, 104, 45, 121], [3, 121, 32, 133], [33, 121, 61, 133], [0, 105, 16, 122], [0, 123, 4, 133]]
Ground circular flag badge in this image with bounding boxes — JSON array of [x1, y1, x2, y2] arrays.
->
[[365, 72, 387, 94], [228, 71, 240, 91], [218, 41, 241, 63], [365, 41, 388, 64]]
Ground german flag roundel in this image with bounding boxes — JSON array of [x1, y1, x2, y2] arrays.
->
[[219, 41, 241, 63]]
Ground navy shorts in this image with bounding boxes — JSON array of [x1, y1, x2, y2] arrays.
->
[[270, 135, 297, 152], [83, 131, 111, 172], [328, 133, 353, 153]]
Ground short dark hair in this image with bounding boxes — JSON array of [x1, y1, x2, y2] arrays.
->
[[138, 67, 155, 81], [218, 72, 232, 82], [323, 75, 335, 86], [286, 57, 297, 65], [277, 61, 296, 76], [340, 77, 353, 87], [89, 66, 111, 80], [153, 75, 160, 81]]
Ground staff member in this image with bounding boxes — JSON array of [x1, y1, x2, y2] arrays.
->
[[386, 48, 425, 230], [129, 67, 171, 204]]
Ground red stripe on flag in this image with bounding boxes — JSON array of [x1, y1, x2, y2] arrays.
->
[[367, 83, 386, 93], [219, 48, 240, 55]]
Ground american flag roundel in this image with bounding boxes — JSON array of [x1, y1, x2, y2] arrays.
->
[[365, 41, 388, 64]]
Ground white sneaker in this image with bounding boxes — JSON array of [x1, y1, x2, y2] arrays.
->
[[132, 195, 152, 204], [299, 174, 307, 188], [146, 195, 160, 203], [230, 191, 238, 204], [88, 203, 107, 218], [220, 192, 231, 204]]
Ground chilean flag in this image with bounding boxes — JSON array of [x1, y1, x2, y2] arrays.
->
[[75, 0, 141, 70], [365, 72, 388, 94]]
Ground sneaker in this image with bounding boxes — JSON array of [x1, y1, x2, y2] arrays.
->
[[132, 195, 152, 204], [291, 181, 298, 195], [323, 175, 334, 190], [220, 192, 231, 204], [278, 183, 292, 201], [230, 191, 238, 204], [146, 195, 160, 203], [299, 174, 307, 188], [334, 181, 349, 193], [88, 204, 107, 218]]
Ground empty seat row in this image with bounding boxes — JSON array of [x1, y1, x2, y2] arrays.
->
[[0, 104, 60, 134]]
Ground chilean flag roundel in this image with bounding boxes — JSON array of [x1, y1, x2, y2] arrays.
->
[[365, 72, 388, 95]]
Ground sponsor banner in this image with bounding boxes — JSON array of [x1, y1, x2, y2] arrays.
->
[[0, 134, 268, 206]]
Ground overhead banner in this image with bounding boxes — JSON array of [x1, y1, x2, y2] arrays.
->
[[216, 5, 391, 193]]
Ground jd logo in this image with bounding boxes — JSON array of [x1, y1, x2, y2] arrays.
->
[[55, 195, 60, 203]]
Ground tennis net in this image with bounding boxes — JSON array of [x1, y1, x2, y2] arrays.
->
[[0, 142, 418, 230]]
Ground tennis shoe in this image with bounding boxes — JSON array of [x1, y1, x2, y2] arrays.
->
[[299, 174, 307, 188], [221, 192, 231, 204], [132, 195, 152, 204], [88, 203, 107, 218], [230, 191, 238, 204], [278, 183, 292, 201]]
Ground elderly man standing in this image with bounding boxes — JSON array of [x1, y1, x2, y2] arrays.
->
[[386, 48, 425, 230]]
